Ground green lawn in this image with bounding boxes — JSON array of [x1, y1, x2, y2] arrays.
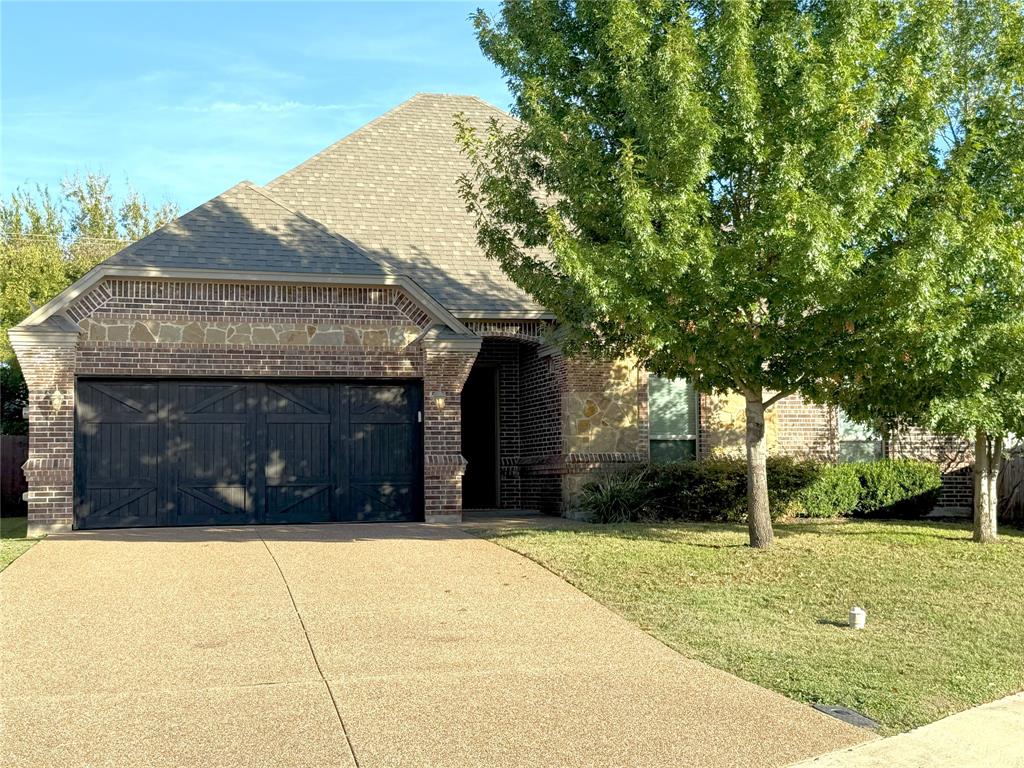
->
[[482, 519, 1024, 734], [1, 517, 37, 571]]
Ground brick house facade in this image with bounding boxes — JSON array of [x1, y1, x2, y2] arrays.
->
[[11, 94, 970, 535]]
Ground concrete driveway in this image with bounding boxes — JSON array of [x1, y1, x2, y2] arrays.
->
[[1, 524, 869, 767]]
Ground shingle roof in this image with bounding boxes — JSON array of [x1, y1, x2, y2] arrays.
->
[[106, 181, 388, 276], [267, 93, 543, 316]]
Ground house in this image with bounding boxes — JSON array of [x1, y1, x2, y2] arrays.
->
[[10, 94, 971, 536]]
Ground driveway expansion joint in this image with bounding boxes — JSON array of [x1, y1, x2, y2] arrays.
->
[[259, 533, 361, 768]]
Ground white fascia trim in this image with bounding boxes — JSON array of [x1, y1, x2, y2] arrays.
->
[[17, 265, 473, 337], [8, 325, 79, 348]]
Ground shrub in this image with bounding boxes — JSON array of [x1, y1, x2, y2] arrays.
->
[[587, 457, 825, 523], [574, 469, 654, 523], [574, 457, 944, 524], [798, 464, 862, 518], [853, 459, 942, 518]]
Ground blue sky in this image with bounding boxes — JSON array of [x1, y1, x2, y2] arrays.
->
[[1, 1, 508, 212]]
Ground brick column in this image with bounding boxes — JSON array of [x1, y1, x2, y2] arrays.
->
[[421, 329, 480, 522], [9, 322, 80, 536]]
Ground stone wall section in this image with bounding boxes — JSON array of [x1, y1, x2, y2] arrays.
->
[[558, 357, 648, 508]]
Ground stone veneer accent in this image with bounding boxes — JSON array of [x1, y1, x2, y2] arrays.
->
[[12, 278, 479, 534], [556, 356, 649, 509], [79, 318, 422, 349]]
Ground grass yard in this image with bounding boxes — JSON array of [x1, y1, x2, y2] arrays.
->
[[1, 517, 36, 571], [482, 519, 1024, 734]]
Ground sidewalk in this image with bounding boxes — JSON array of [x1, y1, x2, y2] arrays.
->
[[789, 692, 1024, 768]]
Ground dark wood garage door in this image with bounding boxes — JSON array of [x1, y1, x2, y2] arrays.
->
[[75, 379, 422, 529]]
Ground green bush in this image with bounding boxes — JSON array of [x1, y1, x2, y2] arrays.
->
[[577, 457, 822, 523], [575, 469, 654, 523], [574, 457, 942, 523], [853, 459, 942, 518], [798, 464, 862, 518]]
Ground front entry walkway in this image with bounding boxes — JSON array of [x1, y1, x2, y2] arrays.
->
[[1, 524, 869, 767]]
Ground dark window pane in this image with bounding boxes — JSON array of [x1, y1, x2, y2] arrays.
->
[[839, 440, 882, 463], [650, 439, 696, 463]]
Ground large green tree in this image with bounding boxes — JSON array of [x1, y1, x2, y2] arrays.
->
[[0, 174, 176, 433], [830, 0, 1024, 544], [458, 0, 952, 547]]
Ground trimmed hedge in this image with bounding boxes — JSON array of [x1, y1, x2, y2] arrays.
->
[[574, 458, 942, 523], [798, 464, 861, 518], [854, 459, 943, 518]]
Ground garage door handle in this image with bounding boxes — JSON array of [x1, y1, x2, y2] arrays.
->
[[417, 410, 423, 423]]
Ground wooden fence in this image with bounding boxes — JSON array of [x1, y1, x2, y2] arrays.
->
[[1, 435, 28, 517], [998, 455, 1024, 526]]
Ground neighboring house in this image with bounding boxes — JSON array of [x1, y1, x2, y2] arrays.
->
[[10, 94, 970, 536]]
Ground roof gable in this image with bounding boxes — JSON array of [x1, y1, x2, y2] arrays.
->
[[267, 93, 544, 317], [106, 181, 389, 276]]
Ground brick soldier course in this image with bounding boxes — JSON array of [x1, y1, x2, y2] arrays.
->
[[11, 94, 970, 535]]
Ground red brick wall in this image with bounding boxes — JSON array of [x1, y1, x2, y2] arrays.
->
[[518, 344, 563, 513], [888, 427, 973, 510], [423, 345, 478, 520], [773, 394, 837, 460], [10, 343, 77, 534]]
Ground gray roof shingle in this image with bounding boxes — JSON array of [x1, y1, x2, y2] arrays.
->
[[106, 181, 389, 276], [267, 93, 543, 316]]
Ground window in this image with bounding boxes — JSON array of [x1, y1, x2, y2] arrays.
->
[[649, 376, 697, 462], [837, 409, 883, 462]]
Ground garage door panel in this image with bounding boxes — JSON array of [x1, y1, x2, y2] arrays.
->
[[266, 383, 332, 415], [76, 379, 422, 529], [85, 422, 160, 484], [78, 486, 159, 529], [176, 422, 250, 485], [264, 485, 333, 524], [350, 385, 411, 421], [76, 381, 161, 529], [351, 424, 415, 479], [175, 485, 254, 526], [176, 382, 249, 415], [349, 483, 413, 522]]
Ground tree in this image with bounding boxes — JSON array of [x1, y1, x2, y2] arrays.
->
[[0, 174, 176, 433], [458, 0, 951, 547], [830, 0, 1024, 544]]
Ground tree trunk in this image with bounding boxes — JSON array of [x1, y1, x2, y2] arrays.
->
[[745, 392, 774, 549], [973, 427, 1000, 544]]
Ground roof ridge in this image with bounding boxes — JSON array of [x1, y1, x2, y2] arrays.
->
[[265, 94, 513, 191], [240, 182, 395, 275]]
